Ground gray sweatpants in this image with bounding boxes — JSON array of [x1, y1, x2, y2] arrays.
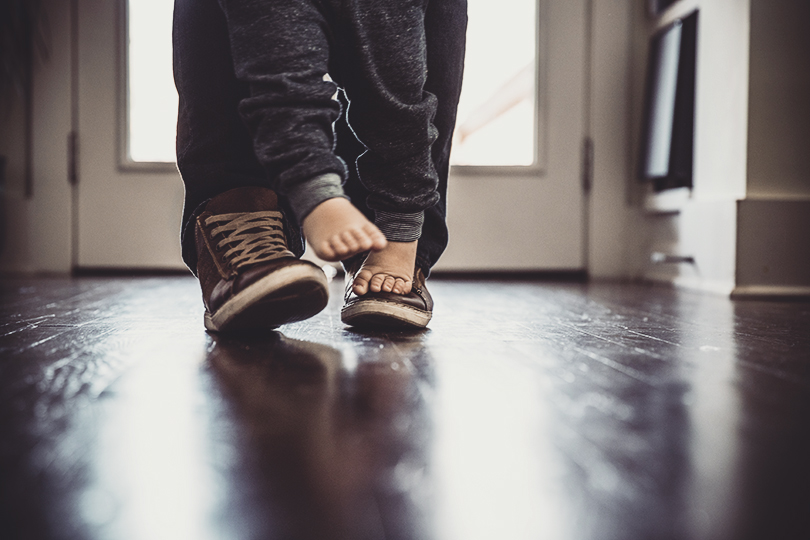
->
[[220, 0, 440, 242]]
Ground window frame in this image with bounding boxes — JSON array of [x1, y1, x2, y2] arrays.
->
[[117, 0, 177, 172], [117, 0, 548, 175], [451, 0, 548, 177]]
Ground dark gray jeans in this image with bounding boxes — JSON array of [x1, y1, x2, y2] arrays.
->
[[173, 0, 467, 273]]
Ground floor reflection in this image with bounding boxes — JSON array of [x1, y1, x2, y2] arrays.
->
[[725, 301, 810, 540], [430, 347, 572, 540], [3, 277, 808, 540], [677, 295, 741, 540], [206, 332, 435, 540]]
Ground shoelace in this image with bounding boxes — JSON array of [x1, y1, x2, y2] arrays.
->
[[205, 211, 294, 271]]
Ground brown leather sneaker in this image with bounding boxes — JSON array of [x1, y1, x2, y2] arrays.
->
[[195, 187, 328, 332], [340, 259, 433, 329]]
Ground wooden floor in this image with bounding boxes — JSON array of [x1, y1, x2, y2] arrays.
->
[[1, 275, 809, 540]]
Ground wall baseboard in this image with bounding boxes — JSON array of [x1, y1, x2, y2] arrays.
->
[[731, 285, 810, 301]]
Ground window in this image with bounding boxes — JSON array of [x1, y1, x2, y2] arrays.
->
[[450, 0, 540, 167], [125, 0, 177, 165], [124, 0, 542, 169]]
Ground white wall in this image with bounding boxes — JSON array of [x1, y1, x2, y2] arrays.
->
[[588, 0, 635, 278], [734, 0, 810, 296], [0, 0, 73, 274], [746, 0, 810, 199]]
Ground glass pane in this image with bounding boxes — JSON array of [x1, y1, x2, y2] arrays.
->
[[126, 0, 538, 166], [450, 0, 537, 167], [128, 0, 177, 163]]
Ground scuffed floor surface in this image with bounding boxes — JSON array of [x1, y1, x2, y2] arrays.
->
[[1, 275, 809, 540]]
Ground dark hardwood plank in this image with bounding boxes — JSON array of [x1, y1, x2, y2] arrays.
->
[[1, 276, 808, 540]]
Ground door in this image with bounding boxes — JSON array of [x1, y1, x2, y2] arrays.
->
[[75, 0, 587, 271], [437, 0, 587, 271], [77, 0, 185, 269]]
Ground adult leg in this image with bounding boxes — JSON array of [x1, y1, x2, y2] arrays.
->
[[173, 0, 305, 271], [420, 0, 468, 270], [174, 0, 349, 331]]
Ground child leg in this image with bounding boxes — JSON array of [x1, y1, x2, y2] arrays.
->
[[216, 0, 385, 262], [325, 0, 441, 293], [336, 0, 467, 282]]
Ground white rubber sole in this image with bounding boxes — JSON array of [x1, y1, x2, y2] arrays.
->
[[205, 264, 328, 332], [341, 298, 431, 329]]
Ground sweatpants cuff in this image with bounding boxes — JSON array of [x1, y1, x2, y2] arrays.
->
[[375, 210, 424, 242], [286, 172, 347, 222]]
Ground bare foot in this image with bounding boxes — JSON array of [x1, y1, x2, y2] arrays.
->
[[353, 240, 418, 296], [302, 198, 387, 262]]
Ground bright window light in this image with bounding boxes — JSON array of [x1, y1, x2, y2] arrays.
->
[[450, 0, 537, 167], [126, 0, 538, 167], [128, 0, 177, 163]]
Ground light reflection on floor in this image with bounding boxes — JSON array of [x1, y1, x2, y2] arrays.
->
[[3, 277, 808, 540]]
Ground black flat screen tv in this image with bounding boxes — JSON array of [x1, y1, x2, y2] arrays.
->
[[639, 11, 698, 192], [648, 0, 679, 16]]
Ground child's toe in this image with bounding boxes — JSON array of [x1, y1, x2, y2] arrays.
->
[[316, 242, 337, 262], [364, 225, 387, 250], [352, 269, 372, 295], [381, 275, 397, 292], [340, 231, 360, 253], [369, 273, 386, 293], [350, 229, 373, 251], [330, 236, 350, 257], [392, 278, 411, 295]]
